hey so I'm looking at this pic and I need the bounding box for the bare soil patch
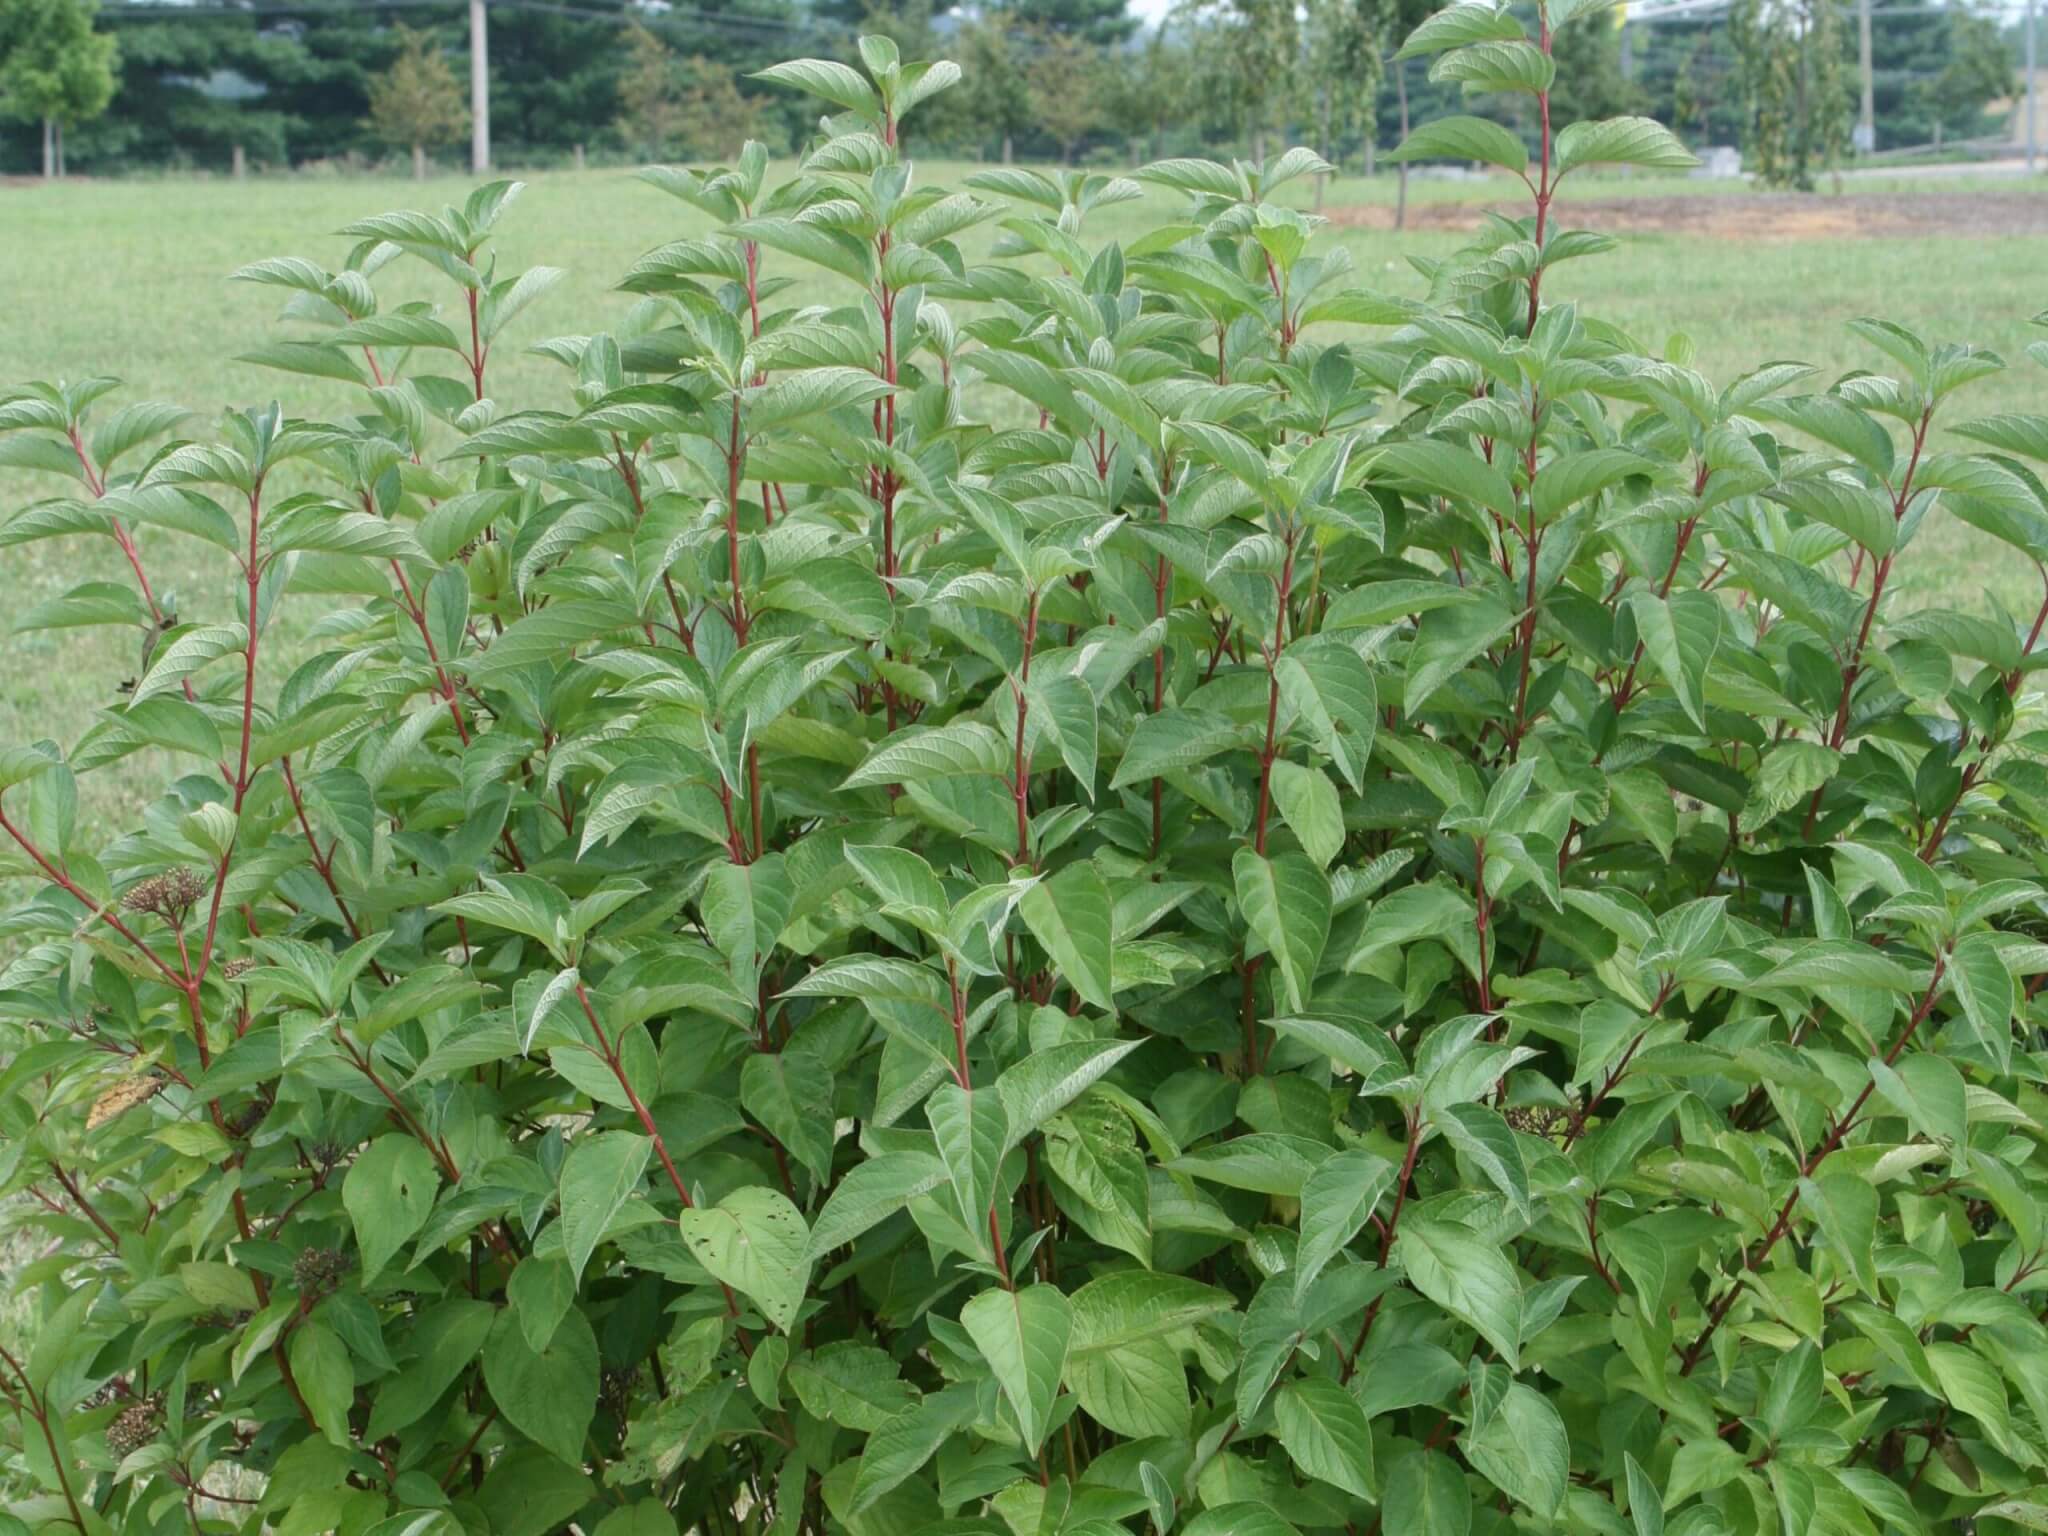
[1329,189,2048,241]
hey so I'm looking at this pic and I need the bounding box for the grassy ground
[2,163,2045,834]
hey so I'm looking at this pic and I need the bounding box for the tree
[613,19,687,160]
[1547,4,1646,127]
[1025,24,1107,161]
[365,22,467,178]
[1302,0,1389,201]
[1097,19,1197,162]
[1730,0,1850,189]
[1007,0,1137,46]
[957,12,1035,161]
[0,0,116,177]
[1180,0,1301,162]
[675,56,763,160]
[1917,11,2012,147]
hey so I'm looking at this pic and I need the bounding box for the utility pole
[469,0,490,175]
[2028,0,2039,174]
[1855,0,1875,155]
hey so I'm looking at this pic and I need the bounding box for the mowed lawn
[2,163,2045,832]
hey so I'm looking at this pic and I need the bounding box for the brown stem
[440,1408,497,1490]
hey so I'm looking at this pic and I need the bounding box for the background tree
[1024,24,1105,161]
[1915,11,2012,146]
[613,19,686,160]
[957,12,1035,161]
[365,22,467,178]
[1302,0,1388,201]
[1006,0,1136,46]
[0,0,116,177]
[1380,0,1435,227]
[1730,0,1849,188]
[1099,19,1196,162]
[1547,5,1646,126]
[1181,0,1301,162]
[673,55,762,160]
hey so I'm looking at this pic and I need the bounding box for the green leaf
[1112,708,1250,787]
[507,1256,578,1353]
[1274,1376,1377,1498]
[961,1284,1072,1452]
[1624,1452,1663,1536]
[996,1038,1147,1153]
[1463,1382,1568,1519]
[1168,1133,1329,1196]
[1386,115,1528,174]
[1371,441,1517,522]
[1947,931,2015,1072]
[287,1322,355,1448]
[1383,1449,1471,1536]
[1018,862,1118,1013]
[806,1152,949,1257]
[928,1082,1008,1250]
[750,57,882,118]
[1626,588,1720,731]
[482,1305,600,1467]
[1406,596,1517,715]
[1431,1103,1531,1221]
[1398,3,1526,58]
[842,722,1010,790]
[1398,1213,1524,1368]
[342,1135,439,1286]
[1555,116,1700,174]
[1430,40,1557,95]
[557,1131,651,1286]
[1294,1152,1395,1302]
[850,1384,979,1512]
[678,1187,813,1332]
[367,1299,496,1438]
[740,1051,837,1184]
[1235,848,1333,1012]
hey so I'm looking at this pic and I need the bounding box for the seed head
[107,1396,165,1458]
[293,1245,353,1296]
[1502,1104,1571,1139]
[120,867,207,921]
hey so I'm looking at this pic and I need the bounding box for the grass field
[2,163,2045,834]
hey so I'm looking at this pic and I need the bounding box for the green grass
[2,163,2044,834]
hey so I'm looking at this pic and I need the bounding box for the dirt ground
[1330,189,2048,241]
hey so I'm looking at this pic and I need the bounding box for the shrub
[4,15,2048,1536]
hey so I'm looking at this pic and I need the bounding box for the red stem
[1680,950,1947,1373]
[1251,533,1297,856]
[1013,592,1041,867]
[1804,408,1933,836]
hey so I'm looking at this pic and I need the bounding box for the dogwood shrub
[5,12,2048,1536]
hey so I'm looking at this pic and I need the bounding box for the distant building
[1689,145,1743,179]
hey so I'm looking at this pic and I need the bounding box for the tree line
[0,0,2024,185]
